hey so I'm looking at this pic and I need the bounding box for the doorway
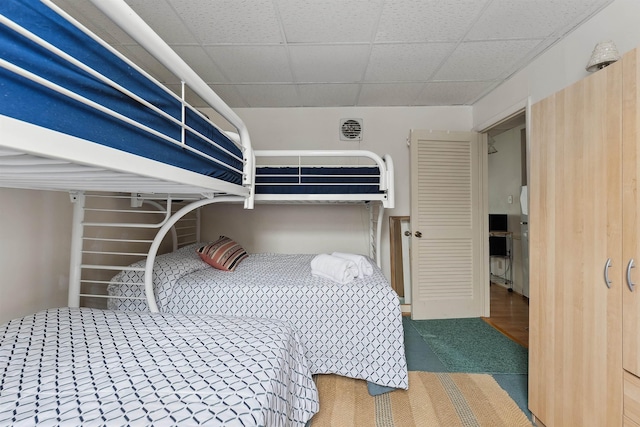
[486,112,528,296]
[484,111,529,345]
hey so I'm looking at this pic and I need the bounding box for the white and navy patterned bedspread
[0,308,318,426]
[108,245,409,389]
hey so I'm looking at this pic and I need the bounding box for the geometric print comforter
[0,308,319,426]
[108,245,409,389]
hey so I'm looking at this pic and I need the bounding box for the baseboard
[531,414,547,427]
[400,304,411,316]
[491,281,529,301]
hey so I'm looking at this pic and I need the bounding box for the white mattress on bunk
[0,307,318,426]
[108,245,409,389]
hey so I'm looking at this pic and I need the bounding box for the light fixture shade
[586,41,621,72]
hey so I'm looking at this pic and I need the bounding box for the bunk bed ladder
[67,192,200,308]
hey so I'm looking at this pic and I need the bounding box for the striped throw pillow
[197,236,248,271]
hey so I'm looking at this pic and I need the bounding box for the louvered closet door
[409,130,485,320]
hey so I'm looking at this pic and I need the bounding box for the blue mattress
[255,166,382,194]
[0,0,243,184]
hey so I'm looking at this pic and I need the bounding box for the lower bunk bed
[107,243,409,390]
[0,307,319,426]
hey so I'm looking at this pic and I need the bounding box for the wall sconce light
[586,41,621,72]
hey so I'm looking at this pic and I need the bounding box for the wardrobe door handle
[627,259,636,292]
[414,231,422,238]
[604,258,612,288]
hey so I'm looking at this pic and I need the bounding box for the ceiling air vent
[340,118,363,141]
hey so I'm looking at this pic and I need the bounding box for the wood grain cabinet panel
[529,55,624,426]
[625,370,640,425]
[529,46,640,427]
[623,48,640,380]
[625,416,640,427]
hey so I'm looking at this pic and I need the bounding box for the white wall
[488,125,525,294]
[474,0,640,129]
[0,188,72,324]
[202,106,473,279]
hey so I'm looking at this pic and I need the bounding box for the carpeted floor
[307,317,531,426]
[403,317,530,417]
[309,372,532,426]
[407,317,528,374]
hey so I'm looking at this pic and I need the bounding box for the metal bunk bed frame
[1,0,396,313]
[0,0,255,202]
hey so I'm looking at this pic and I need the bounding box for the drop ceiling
[53,0,614,108]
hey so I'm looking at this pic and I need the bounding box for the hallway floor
[483,283,529,348]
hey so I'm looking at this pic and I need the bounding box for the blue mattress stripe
[255,166,382,194]
[0,0,243,183]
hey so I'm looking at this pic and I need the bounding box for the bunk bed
[0,0,407,403]
[0,0,254,201]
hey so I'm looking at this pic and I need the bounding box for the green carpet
[408,317,528,374]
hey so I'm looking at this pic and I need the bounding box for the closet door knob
[604,258,612,289]
[627,259,636,292]
[414,231,422,238]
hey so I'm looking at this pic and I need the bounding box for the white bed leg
[369,204,374,262]
[196,208,201,242]
[67,191,85,307]
[376,202,384,268]
[367,202,384,268]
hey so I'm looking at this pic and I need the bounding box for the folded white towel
[311,254,359,284]
[331,252,373,278]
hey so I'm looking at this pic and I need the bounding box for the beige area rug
[308,371,532,427]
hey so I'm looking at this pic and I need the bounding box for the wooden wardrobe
[529,47,640,426]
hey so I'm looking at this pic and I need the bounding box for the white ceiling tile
[277,0,384,43]
[172,46,228,83]
[415,81,496,105]
[298,84,359,107]
[205,46,292,83]
[376,0,490,42]
[467,0,605,41]
[126,0,198,44]
[57,0,615,107]
[167,0,283,44]
[365,43,455,82]
[358,83,424,106]
[210,85,249,108]
[289,45,371,83]
[433,40,542,81]
[234,85,300,107]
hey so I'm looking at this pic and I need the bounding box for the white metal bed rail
[254,150,395,209]
[68,192,200,308]
[1,1,256,206]
[0,13,244,175]
[1,9,244,173]
[82,0,255,206]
